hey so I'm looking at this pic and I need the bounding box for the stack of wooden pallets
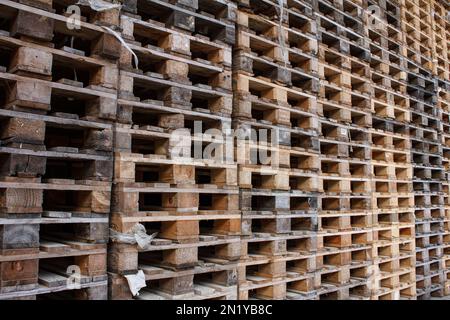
[399,0,446,299]
[233,0,321,300]
[428,0,450,299]
[313,0,375,300]
[365,0,416,300]
[0,0,118,299]
[108,0,240,300]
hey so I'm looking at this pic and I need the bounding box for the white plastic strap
[70,36,78,81]
[101,26,139,69]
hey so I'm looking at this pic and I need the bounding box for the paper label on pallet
[124,270,146,296]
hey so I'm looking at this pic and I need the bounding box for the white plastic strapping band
[101,26,139,69]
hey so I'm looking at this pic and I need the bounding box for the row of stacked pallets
[0,0,448,300]
[0,0,118,299]
[427,0,450,299]
[366,0,416,299]
[108,0,239,300]
[398,0,448,299]
[233,0,322,300]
